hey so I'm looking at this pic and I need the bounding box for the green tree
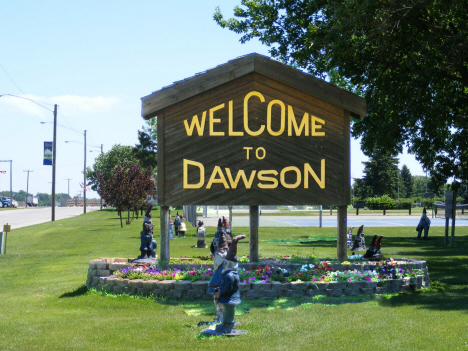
[400,165,413,198]
[86,145,136,192]
[132,129,157,171]
[143,117,157,141]
[413,175,438,197]
[360,150,399,198]
[36,193,50,207]
[215,0,468,190]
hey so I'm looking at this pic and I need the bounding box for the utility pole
[51,104,57,221]
[100,144,103,210]
[66,178,72,206]
[84,130,87,214]
[23,170,33,208]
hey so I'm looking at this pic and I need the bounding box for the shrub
[365,195,396,210]
[395,198,414,209]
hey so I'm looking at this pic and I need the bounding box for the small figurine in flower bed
[131,205,157,263]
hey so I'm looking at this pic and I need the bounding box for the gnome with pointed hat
[210,218,225,256]
[196,220,206,248]
[208,231,229,323]
[213,235,246,334]
[136,205,157,260]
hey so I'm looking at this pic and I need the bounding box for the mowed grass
[0,209,467,351]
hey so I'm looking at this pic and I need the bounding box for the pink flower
[313,277,317,281]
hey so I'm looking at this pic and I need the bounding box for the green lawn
[0,209,467,350]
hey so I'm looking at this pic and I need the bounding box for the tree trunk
[120,212,123,228]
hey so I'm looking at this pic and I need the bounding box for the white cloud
[0,94,119,119]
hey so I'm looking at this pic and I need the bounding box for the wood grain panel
[154,61,353,206]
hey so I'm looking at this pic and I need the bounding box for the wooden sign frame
[141,53,366,262]
[142,54,365,207]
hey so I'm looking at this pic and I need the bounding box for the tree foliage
[400,165,413,198]
[86,145,136,192]
[215,0,468,189]
[356,149,399,198]
[132,129,157,171]
[97,163,156,227]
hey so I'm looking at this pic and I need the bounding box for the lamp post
[40,104,58,221]
[23,170,33,207]
[65,130,89,214]
[90,144,104,209]
[66,178,72,206]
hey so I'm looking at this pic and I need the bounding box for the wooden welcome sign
[142,54,366,206]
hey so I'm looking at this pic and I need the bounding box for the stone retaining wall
[86,258,430,300]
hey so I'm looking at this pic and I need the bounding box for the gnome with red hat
[213,235,246,335]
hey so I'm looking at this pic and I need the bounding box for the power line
[0,62,25,94]
[0,94,54,112]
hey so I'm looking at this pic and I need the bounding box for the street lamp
[89,144,104,209]
[40,104,58,220]
[65,130,87,214]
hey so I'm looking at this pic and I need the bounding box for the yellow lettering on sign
[257,170,279,189]
[280,166,301,189]
[288,106,309,136]
[184,112,206,136]
[244,147,253,159]
[228,100,243,136]
[304,160,325,189]
[225,168,257,189]
[183,159,205,189]
[206,166,230,189]
[311,116,325,136]
[267,100,285,136]
[209,104,225,136]
[244,91,265,136]
[255,147,266,160]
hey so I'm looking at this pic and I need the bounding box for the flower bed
[86,257,430,299]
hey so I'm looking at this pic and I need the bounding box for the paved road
[0,207,100,230]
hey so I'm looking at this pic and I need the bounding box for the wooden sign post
[141,54,366,262]
[444,191,457,247]
[1,223,11,254]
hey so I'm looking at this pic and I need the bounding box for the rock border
[86,258,430,299]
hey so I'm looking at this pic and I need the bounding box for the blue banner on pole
[43,142,53,166]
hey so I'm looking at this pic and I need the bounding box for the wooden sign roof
[142,53,366,120]
[141,53,366,206]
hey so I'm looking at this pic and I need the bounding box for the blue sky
[0,1,424,199]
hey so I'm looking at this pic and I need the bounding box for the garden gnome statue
[346,227,354,249]
[351,225,366,251]
[210,235,247,336]
[363,235,383,261]
[134,205,157,260]
[207,232,229,324]
[174,212,180,237]
[210,218,224,255]
[416,207,431,240]
[196,220,206,248]
[222,216,233,246]
[178,215,187,237]
[169,216,175,239]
